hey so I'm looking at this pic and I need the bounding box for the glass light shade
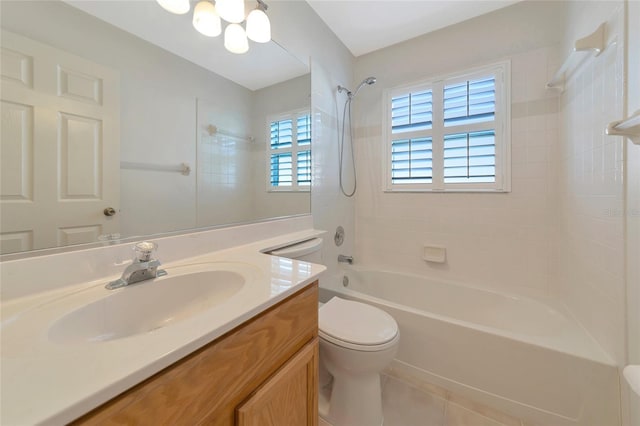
[193,1,222,37]
[156,0,190,14]
[215,0,245,23]
[224,23,249,54]
[246,8,271,43]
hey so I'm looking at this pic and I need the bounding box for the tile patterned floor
[319,374,526,426]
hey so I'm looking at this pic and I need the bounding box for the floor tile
[444,402,506,426]
[381,375,447,426]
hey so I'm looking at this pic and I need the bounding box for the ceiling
[64,0,520,89]
[306,0,521,57]
[63,1,309,91]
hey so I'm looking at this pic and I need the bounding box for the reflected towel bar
[206,125,254,143]
[120,161,191,176]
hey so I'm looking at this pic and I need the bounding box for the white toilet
[268,238,400,426]
[319,297,399,426]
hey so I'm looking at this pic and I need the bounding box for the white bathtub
[320,267,620,426]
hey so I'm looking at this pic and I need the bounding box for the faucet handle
[133,241,157,262]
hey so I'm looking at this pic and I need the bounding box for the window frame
[266,109,312,192]
[384,61,511,193]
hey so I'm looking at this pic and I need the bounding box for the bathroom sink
[48,263,249,344]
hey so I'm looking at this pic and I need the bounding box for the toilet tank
[267,238,323,263]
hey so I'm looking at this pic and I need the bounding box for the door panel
[0,30,120,253]
[1,100,33,201]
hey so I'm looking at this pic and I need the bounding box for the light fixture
[156,0,270,54]
[215,0,245,24]
[246,1,271,43]
[193,1,222,37]
[224,23,249,54]
[156,0,190,15]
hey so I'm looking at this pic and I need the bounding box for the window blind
[270,119,293,149]
[297,150,311,186]
[270,152,292,186]
[391,90,433,133]
[391,138,433,183]
[297,115,311,146]
[444,77,495,127]
[443,131,496,183]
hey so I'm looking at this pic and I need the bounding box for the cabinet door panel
[236,338,318,426]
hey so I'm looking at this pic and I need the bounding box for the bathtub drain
[343,276,349,287]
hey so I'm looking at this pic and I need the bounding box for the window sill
[267,189,311,193]
[384,188,511,194]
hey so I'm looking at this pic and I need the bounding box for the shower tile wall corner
[312,61,357,278]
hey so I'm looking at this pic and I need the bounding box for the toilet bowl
[266,239,399,426]
[319,296,399,426]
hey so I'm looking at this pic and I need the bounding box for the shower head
[337,76,377,99]
[351,76,377,98]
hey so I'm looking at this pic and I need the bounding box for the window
[386,62,510,192]
[268,111,311,191]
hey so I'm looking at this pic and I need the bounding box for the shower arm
[337,77,377,100]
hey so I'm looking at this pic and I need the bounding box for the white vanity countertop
[0,231,326,425]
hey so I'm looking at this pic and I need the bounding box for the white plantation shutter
[391,138,433,183]
[296,115,312,186]
[386,62,510,192]
[268,111,311,191]
[390,89,434,184]
[443,131,496,183]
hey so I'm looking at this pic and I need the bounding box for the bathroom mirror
[0,0,311,255]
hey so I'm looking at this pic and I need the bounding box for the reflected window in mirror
[268,110,311,191]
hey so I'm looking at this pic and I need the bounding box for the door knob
[103,207,116,217]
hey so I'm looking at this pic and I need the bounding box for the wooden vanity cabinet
[72,282,318,426]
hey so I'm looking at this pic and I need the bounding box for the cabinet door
[236,338,318,426]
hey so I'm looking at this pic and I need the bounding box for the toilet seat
[319,297,399,352]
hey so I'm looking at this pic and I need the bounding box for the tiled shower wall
[556,1,627,365]
[353,2,567,297]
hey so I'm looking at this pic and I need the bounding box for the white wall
[352,1,567,297]
[556,0,627,366]
[196,97,255,228]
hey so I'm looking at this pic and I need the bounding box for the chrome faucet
[106,242,167,290]
[338,254,353,264]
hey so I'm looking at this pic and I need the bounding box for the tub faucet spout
[338,254,353,264]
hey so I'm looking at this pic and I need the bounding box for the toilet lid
[319,297,398,346]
